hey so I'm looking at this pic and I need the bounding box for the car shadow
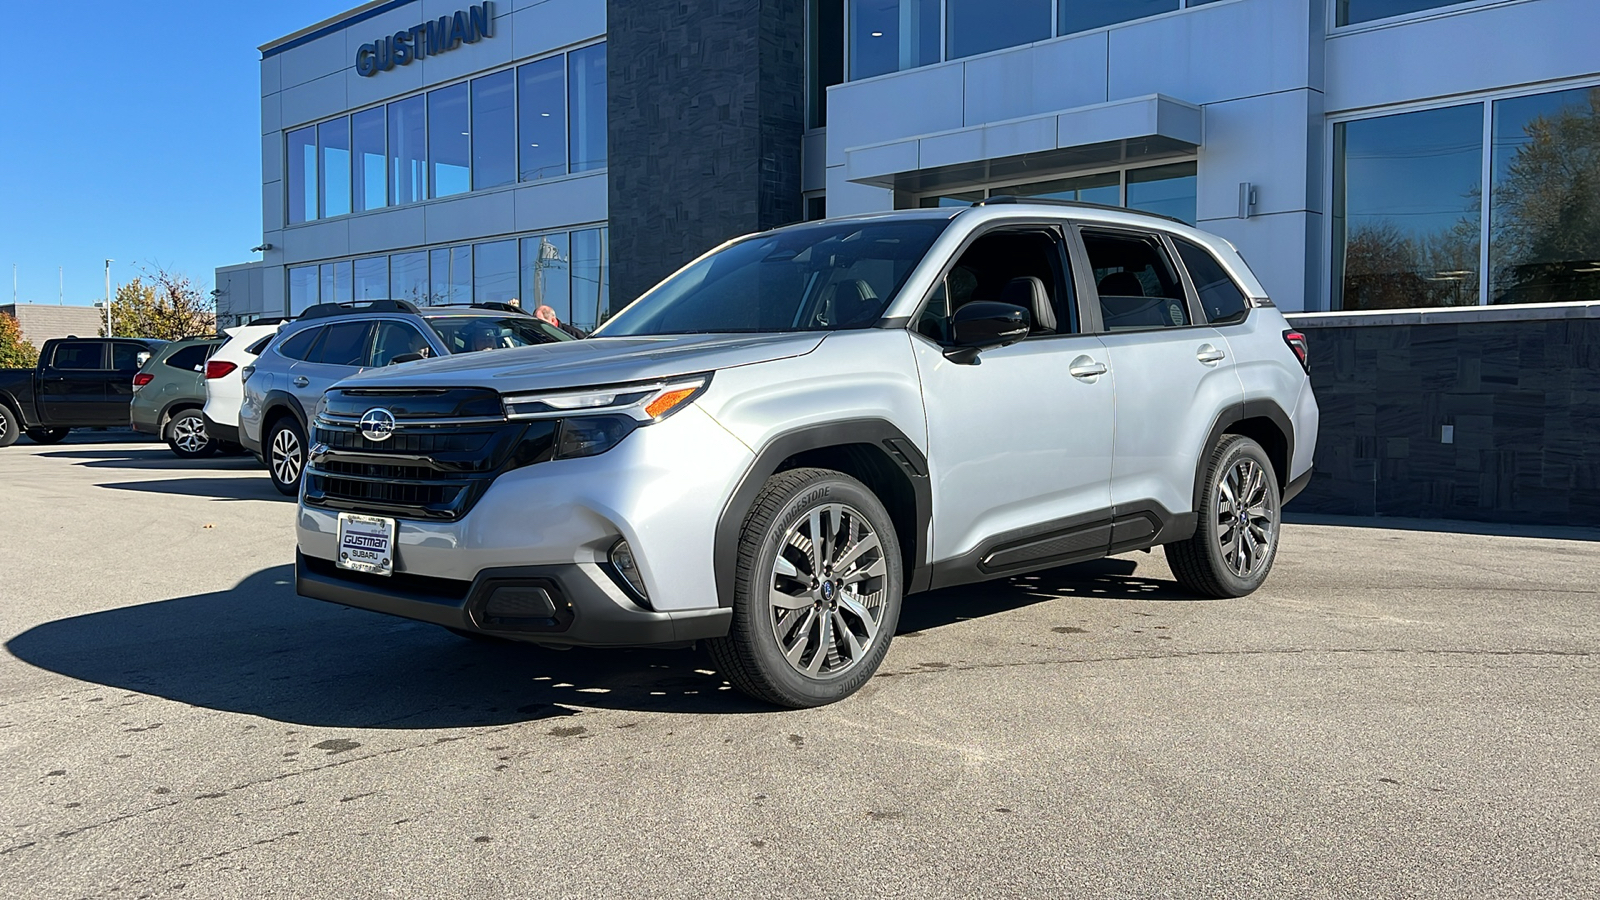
[6,557,1199,727]
[41,447,262,471]
[99,477,290,502]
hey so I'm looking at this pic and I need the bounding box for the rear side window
[245,335,275,356]
[163,344,210,372]
[1175,238,1250,325]
[311,322,373,367]
[1082,230,1190,331]
[274,327,320,361]
[113,343,156,371]
[52,342,105,370]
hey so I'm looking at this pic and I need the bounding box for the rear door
[40,341,109,425]
[107,342,156,421]
[1072,225,1243,523]
[287,321,373,417]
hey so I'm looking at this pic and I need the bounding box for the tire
[25,427,69,445]
[1165,435,1282,599]
[165,409,217,459]
[266,416,308,496]
[217,441,247,456]
[706,467,904,709]
[0,403,19,448]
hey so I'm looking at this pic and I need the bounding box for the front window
[424,315,573,354]
[598,219,949,336]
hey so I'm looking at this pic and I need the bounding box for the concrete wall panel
[962,32,1108,126]
[1107,0,1312,105]
[513,173,608,232]
[423,190,518,244]
[281,72,350,129]
[825,64,966,167]
[348,205,428,256]
[511,0,606,59]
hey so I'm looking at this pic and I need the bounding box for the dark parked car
[0,337,167,447]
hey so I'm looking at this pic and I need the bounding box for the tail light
[1283,330,1310,374]
[132,372,154,388]
[205,360,238,379]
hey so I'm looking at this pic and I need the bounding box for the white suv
[293,201,1318,707]
[203,319,286,451]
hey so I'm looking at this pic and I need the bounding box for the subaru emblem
[359,407,397,442]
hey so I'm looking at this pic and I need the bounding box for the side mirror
[945,301,1031,364]
[387,352,427,365]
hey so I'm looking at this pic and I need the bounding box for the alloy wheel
[271,427,303,486]
[768,503,889,678]
[173,415,209,453]
[1215,457,1275,577]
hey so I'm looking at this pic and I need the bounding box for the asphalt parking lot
[1,434,1596,899]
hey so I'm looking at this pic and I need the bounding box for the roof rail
[426,301,532,316]
[297,298,421,320]
[245,316,289,326]
[974,195,1191,226]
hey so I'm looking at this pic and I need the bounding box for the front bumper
[296,551,731,646]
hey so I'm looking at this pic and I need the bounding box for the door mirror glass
[947,301,1030,363]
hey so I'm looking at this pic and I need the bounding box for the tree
[104,266,216,340]
[0,312,39,368]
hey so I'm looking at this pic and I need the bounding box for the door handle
[292,376,310,387]
[1196,344,1227,365]
[1068,356,1108,379]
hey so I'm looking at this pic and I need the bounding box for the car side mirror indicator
[944,301,1031,365]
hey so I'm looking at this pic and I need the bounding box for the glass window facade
[430,246,472,306]
[390,251,429,305]
[808,0,844,127]
[1126,162,1198,224]
[522,233,571,321]
[1337,0,1462,27]
[288,265,319,315]
[1009,172,1120,206]
[571,228,610,332]
[474,240,519,305]
[850,0,939,80]
[1061,0,1178,34]
[919,163,1195,223]
[283,43,606,227]
[320,260,354,305]
[354,256,388,300]
[948,0,1052,61]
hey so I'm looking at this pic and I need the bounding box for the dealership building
[218,0,1600,525]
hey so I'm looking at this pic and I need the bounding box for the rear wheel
[0,404,19,447]
[165,410,217,459]
[25,427,69,445]
[1165,435,1281,598]
[706,467,903,708]
[266,417,307,496]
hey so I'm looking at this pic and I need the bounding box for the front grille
[303,388,558,521]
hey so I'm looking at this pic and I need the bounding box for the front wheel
[25,427,69,445]
[1165,435,1282,598]
[266,417,307,496]
[165,410,217,459]
[0,404,19,447]
[706,467,904,708]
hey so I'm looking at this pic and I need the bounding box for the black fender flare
[1191,399,1296,514]
[712,418,933,608]
[156,398,206,436]
[260,390,310,432]
[0,389,32,430]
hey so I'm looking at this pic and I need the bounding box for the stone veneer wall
[1286,304,1600,527]
[606,0,805,308]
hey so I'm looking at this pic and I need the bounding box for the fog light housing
[484,585,558,619]
[610,539,649,602]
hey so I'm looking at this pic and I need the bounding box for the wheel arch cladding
[159,400,204,431]
[262,391,309,431]
[713,419,932,608]
[1192,401,1294,514]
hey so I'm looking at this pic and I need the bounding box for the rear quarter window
[1174,238,1250,325]
[273,327,321,361]
[163,344,210,372]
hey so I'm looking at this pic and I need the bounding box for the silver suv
[294,202,1318,707]
[239,301,573,494]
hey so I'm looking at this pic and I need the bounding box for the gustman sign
[355,2,495,77]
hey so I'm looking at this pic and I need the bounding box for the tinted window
[1126,162,1197,225]
[389,94,426,205]
[164,344,210,372]
[1338,0,1458,26]
[1082,230,1190,331]
[368,322,435,367]
[518,56,567,181]
[916,230,1074,342]
[112,343,154,372]
[568,43,607,173]
[850,0,939,80]
[424,315,570,354]
[1061,0,1177,35]
[1174,239,1249,325]
[311,322,372,367]
[52,342,104,370]
[948,0,1051,61]
[471,70,516,189]
[275,327,321,361]
[246,335,276,356]
[430,83,470,198]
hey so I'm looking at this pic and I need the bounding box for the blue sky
[0,1,350,307]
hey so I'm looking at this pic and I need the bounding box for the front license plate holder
[336,513,396,576]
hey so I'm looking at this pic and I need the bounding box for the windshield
[424,315,573,354]
[596,219,949,336]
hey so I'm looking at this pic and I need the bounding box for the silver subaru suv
[295,201,1318,708]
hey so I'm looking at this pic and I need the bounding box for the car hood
[335,332,828,393]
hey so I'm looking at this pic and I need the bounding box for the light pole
[104,259,113,336]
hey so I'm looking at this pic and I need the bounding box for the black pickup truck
[0,337,167,447]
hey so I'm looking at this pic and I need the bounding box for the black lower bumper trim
[296,551,732,647]
[1284,466,1315,504]
[204,415,240,445]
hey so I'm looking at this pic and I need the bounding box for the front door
[39,341,109,426]
[286,321,373,419]
[910,226,1115,584]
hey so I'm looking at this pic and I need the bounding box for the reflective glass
[388,95,426,205]
[319,261,353,305]
[354,256,388,301]
[352,107,386,212]
[1333,105,1482,310]
[518,56,567,181]
[389,251,429,305]
[948,0,1051,61]
[1174,238,1249,325]
[1009,172,1120,205]
[429,246,472,305]
[1338,0,1458,27]
[287,126,317,224]
[522,233,571,322]
[1060,0,1177,35]
[288,265,319,315]
[424,315,572,353]
[571,228,608,331]
[917,191,984,208]
[808,0,844,127]
[850,0,939,79]
[318,117,351,218]
[472,70,516,189]
[474,240,519,305]
[429,83,470,197]
[312,322,371,367]
[1126,162,1197,225]
[569,43,608,172]
[1490,87,1600,305]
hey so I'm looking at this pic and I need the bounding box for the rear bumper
[204,415,240,445]
[295,550,731,647]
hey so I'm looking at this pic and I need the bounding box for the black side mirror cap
[387,352,427,365]
[944,301,1031,364]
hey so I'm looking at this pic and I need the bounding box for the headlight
[502,374,710,422]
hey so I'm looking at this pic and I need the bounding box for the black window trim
[1067,222,1211,335]
[1169,234,1255,328]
